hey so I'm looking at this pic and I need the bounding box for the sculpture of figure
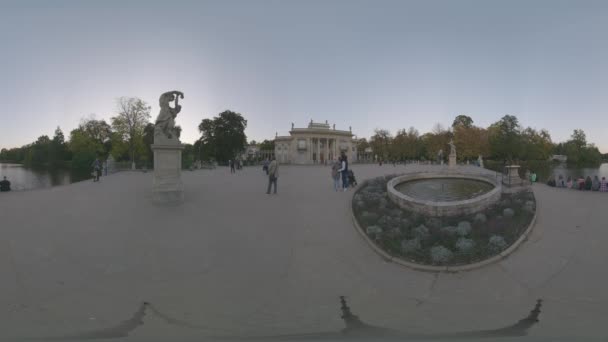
[155,90,184,140]
[448,139,456,155]
[291,122,294,130]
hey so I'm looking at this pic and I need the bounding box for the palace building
[274,120,357,164]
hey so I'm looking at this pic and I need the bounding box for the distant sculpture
[478,154,484,168]
[448,139,456,156]
[448,139,457,167]
[333,124,336,130]
[291,122,294,130]
[155,90,184,141]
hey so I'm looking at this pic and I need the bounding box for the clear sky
[1,0,607,151]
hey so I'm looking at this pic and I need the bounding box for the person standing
[0,176,11,192]
[266,157,279,194]
[229,160,235,174]
[337,153,349,191]
[263,158,269,175]
[92,157,101,182]
[332,158,341,191]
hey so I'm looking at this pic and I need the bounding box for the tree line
[0,96,249,170]
[357,115,603,165]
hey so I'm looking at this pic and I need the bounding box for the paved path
[0,164,607,340]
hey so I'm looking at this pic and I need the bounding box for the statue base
[151,143,185,203]
[449,154,457,167]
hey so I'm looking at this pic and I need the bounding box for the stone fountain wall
[387,172,502,217]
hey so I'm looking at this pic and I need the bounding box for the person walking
[92,157,101,182]
[337,153,349,191]
[229,159,235,174]
[332,158,341,191]
[266,157,279,194]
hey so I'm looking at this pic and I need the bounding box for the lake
[0,163,91,191]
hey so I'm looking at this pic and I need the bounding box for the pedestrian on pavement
[332,158,341,191]
[229,160,235,174]
[0,176,11,192]
[337,153,349,191]
[92,157,101,182]
[263,158,269,175]
[266,157,279,194]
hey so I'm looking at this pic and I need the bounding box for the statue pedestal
[449,154,457,167]
[152,143,185,203]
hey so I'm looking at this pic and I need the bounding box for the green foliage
[198,110,247,163]
[452,114,474,128]
[182,143,195,169]
[111,97,151,163]
[489,115,522,162]
[259,139,275,151]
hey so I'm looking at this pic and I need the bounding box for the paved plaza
[1,164,607,340]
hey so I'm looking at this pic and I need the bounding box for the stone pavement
[0,164,607,341]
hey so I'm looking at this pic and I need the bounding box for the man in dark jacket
[0,176,11,192]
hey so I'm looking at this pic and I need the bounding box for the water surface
[396,178,494,202]
[0,163,90,191]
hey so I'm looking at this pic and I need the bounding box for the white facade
[274,121,357,164]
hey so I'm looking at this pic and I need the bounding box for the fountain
[386,143,502,217]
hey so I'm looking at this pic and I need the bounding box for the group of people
[331,153,357,192]
[260,153,357,195]
[0,176,11,192]
[548,174,608,192]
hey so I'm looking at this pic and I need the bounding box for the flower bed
[352,175,536,266]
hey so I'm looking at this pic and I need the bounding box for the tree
[420,124,451,161]
[453,125,490,161]
[69,128,103,170]
[111,97,151,167]
[570,129,587,149]
[141,123,155,167]
[49,127,69,165]
[452,115,474,128]
[563,129,601,165]
[259,139,275,151]
[370,129,392,160]
[520,127,553,160]
[489,115,522,162]
[198,110,248,163]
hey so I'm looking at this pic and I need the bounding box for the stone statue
[448,139,457,167]
[291,122,294,130]
[154,90,184,142]
[333,124,335,130]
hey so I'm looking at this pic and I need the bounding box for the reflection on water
[396,178,494,201]
[0,163,90,191]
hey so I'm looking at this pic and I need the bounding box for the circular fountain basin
[387,173,502,217]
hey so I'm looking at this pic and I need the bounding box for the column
[325,138,329,164]
[307,137,311,163]
[333,138,337,160]
[317,138,321,163]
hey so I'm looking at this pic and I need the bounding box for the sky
[0,0,607,151]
